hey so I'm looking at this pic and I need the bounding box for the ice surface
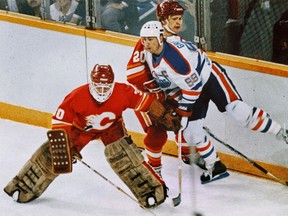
[0,119,287,216]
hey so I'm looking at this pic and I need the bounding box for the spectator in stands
[101,0,128,33]
[1,0,43,17]
[70,0,85,25]
[101,0,139,34]
[177,0,196,42]
[123,0,139,35]
[26,0,43,17]
[0,0,18,12]
[272,10,288,65]
[50,0,79,23]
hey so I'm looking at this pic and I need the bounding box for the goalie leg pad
[4,141,57,203]
[104,136,167,208]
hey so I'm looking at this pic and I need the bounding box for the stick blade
[280,180,288,186]
[172,194,181,207]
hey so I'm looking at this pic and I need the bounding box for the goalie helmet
[140,21,164,45]
[89,64,115,103]
[156,0,185,22]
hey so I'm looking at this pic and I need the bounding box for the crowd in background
[0,0,154,31]
[0,0,287,65]
[0,0,85,24]
[0,0,195,39]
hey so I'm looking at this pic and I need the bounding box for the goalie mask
[89,64,115,103]
[140,21,164,45]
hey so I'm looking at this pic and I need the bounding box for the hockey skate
[200,161,229,184]
[276,127,288,144]
[182,154,207,170]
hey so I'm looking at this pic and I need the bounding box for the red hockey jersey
[126,39,153,92]
[51,82,155,148]
[126,36,187,92]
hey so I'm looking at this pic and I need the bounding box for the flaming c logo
[85,112,116,130]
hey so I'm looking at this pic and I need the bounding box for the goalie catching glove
[148,99,181,133]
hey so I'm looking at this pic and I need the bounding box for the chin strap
[163,19,177,35]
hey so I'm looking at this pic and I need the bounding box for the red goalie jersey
[52,82,155,150]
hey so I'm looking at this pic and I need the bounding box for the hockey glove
[148,99,166,119]
[159,110,181,134]
[176,102,193,117]
[148,99,181,133]
[143,79,161,93]
[175,102,193,131]
[143,79,165,101]
[71,146,82,164]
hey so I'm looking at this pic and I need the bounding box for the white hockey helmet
[89,64,115,103]
[140,21,164,45]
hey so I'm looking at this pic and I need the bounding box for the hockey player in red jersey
[4,64,172,208]
[139,20,288,184]
[126,0,204,177]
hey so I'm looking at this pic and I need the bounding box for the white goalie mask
[89,64,115,103]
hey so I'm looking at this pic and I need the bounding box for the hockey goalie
[4,64,181,208]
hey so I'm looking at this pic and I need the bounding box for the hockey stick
[172,127,183,207]
[75,157,158,216]
[172,117,188,207]
[203,127,288,186]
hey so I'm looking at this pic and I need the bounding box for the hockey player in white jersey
[126,1,207,176]
[139,20,288,183]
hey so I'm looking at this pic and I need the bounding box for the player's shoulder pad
[163,42,191,75]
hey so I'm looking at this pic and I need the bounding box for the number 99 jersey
[144,39,212,106]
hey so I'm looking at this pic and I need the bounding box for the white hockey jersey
[144,39,212,109]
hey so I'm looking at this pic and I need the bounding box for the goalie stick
[203,127,288,186]
[74,156,158,216]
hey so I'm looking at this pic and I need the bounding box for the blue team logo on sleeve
[152,71,171,88]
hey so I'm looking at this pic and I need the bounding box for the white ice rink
[0,119,287,216]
